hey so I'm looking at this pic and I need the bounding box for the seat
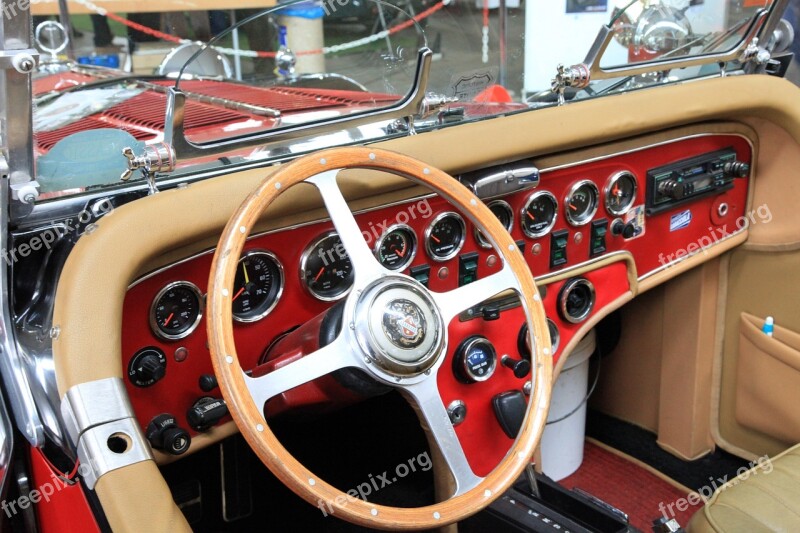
[689,443,800,532]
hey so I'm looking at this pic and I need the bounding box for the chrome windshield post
[0,2,46,448]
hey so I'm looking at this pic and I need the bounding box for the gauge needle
[612,184,620,197]
[526,211,535,221]
[569,203,578,211]
[163,313,174,327]
[242,263,250,284]
[314,267,325,282]
[395,247,406,258]
[232,287,245,301]
[430,234,441,244]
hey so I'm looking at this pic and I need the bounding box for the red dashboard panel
[121,134,751,471]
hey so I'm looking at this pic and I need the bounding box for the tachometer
[604,171,638,216]
[425,212,466,262]
[232,250,284,323]
[565,180,599,226]
[300,232,354,301]
[475,200,514,249]
[150,281,204,341]
[375,224,417,271]
[521,191,558,238]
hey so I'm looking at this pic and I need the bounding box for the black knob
[127,347,167,387]
[146,414,191,456]
[622,221,637,239]
[658,179,686,200]
[482,306,501,321]
[199,374,218,392]
[187,397,229,431]
[501,355,531,378]
[610,219,625,236]
[723,160,750,178]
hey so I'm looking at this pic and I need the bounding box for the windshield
[30,0,782,199]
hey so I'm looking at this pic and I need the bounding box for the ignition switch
[146,414,191,456]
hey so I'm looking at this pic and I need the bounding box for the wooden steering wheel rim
[207,147,553,530]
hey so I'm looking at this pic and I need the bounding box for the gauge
[564,180,599,226]
[454,336,497,383]
[300,232,354,301]
[604,171,638,216]
[521,191,558,238]
[232,250,284,323]
[475,200,514,249]
[375,224,417,271]
[150,281,204,341]
[425,212,466,262]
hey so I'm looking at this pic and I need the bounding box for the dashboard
[121,133,752,471]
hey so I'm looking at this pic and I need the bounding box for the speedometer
[300,232,354,301]
[232,250,284,323]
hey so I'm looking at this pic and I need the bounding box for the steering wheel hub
[354,277,444,377]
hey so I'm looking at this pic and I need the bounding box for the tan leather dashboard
[51,75,800,533]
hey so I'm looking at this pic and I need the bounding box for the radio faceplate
[645,148,749,215]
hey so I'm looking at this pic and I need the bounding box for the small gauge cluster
[149,250,285,340]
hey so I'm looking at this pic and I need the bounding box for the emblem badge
[382,299,427,349]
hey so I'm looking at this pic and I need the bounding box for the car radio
[645,147,749,214]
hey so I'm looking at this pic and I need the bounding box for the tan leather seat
[689,443,800,532]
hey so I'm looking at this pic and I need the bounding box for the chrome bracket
[740,37,771,72]
[0,49,39,74]
[551,64,591,106]
[9,174,40,205]
[60,378,152,490]
[120,143,176,195]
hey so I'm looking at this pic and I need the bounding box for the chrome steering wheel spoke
[404,378,483,497]
[306,170,389,287]
[243,335,356,409]
[434,264,518,325]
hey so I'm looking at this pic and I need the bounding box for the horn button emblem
[382,299,427,349]
[354,279,444,377]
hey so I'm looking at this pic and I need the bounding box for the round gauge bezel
[558,278,596,324]
[604,171,638,217]
[475,200,514,249]
[460,337,497,382]
[564,180,600,227]
[374,224,418,271]
[521,190,559,238]
[149,281,204,341]
[424,211,466,262]
[232,250,285,324]
[547,318,560,355]
[299,231,355,302]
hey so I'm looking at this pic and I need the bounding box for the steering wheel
[206,147,553,529]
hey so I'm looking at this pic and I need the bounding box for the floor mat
[559,441,702,531]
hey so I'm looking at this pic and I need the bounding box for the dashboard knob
[723,160,750,178]
[657,179,686,200]
[146,414,191,455]
[622,221,637,239]
[501,355,531,378]
[187,397,229,431]
[610,219,625,236]
[128,347,167,387]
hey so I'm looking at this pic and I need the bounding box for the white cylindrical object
[279,12,325,74]
[540,329,596,481]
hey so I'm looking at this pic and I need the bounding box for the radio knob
[723,161,750,178]
[657,179,686,200]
